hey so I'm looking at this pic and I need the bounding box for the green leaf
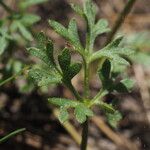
[69,63,82,79]
[28,32,61,87]
[94,19,110,37]
[74,104,94,123]
[107,36,123,48]
[115,78,135,93]
[68,19,83,51]
[28,47,52,67]
[83,0,97,28]
[90,37,134,65]
[29,68,61,86]
[98,59,111,84]
[36,32,48,49]
[48,19,69,39]
[58,48,71,71]
[70,3,84,17]
[17,22,33,41]
[27,35,55,67]
[58,107,69,123]
[0,37,8,55]
[49,19,84,54]
[10,21,19,32]
[19,0,48,10]
[58,49,82,81]
[120,79,135,91]
[46,40,55,65]
[99,102,115,113]
[0,28,13,40]
[106,111,122,128]
[48,98,78,107]
[111,62,127,74]
[20,14,41,26]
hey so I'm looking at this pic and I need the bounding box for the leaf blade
[29,68,61,86]
[74,104,94,123]
[48,98,78,107]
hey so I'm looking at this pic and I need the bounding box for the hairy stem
[0,0,14,14]
[83,59,90,99]
[105,0,137,45]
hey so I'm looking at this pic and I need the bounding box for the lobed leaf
[58,107,69,123]
[74,104,94,123]
[106,110,122,128]
[69,63,82,79]
[83,0,97,28]
[48,20,69,39]
[28,33,56,68]
[29,68,61,86]
[90,37,134,65]
[28,47,52,67]
[58,49,82,81]
[58,48,71,71]
[49,19,84,54]
[93,19,110,37]
[68,19,83,51]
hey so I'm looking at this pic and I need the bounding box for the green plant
[0,0,48,92]
[28,0,134,149]
[0,128,25,144]
[0,0,48,55]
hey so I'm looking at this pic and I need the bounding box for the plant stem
[91,89,108,106]
[66,81,82,101]
[80,120,89,150]
[94,89,108,101]
[83,58,90,99]
[0,66,30,87]
[81,58,90,150]
[0,128,26,143]
[0,0,14,14]
[105,0,137,45]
